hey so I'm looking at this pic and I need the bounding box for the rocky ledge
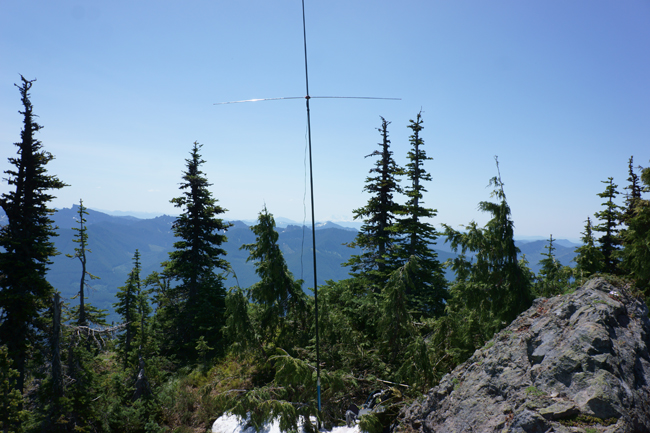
[397,278,650,433]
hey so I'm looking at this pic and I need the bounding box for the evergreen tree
[0,76,67,394]
[65,199,99,327]
[163,141,231,361]
[396,112,446,317]
[534,235,571,297]
[114,250,142,368]
[443,157,533,345]
[622,156,642,226]
[573,217,603,279]
[345,117,403,290]
[224,287,255,354]
[620,164,650,296]
[240,206,307,350]
[593,177,622,274]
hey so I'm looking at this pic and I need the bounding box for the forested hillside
[1,78,648,433]
[0,206,576,324]
[39,208,365,323]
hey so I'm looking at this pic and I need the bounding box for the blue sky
[1,0,649,241]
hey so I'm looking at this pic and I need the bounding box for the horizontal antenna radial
[214,96,401,105]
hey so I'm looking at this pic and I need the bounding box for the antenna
[215,0,400,417]
[214,96,400,105]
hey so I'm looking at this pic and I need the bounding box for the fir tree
[620,164,650,295]
[573,217,603,279]
[622,156,642,226]
[535,235,571,297]
[224,287,254,353]
[114,251,142,368]
[443,157,533,344]
[345,117,403,290]
[593,177,622,274]
[396,112,446,317]
[240,206,307,349]
[65,199,99,327]
[163,141,231,361]
[0,76,67,394]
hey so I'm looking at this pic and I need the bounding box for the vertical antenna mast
[214,2,399,419]
[300,0,322,414]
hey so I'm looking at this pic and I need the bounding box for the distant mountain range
[0,206,580,322]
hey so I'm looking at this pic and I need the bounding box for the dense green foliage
[534,235,573,297]
[440,158,534,363]
[573,217,604,279]
[114,250,149,369]
[594,177,622,274]
[2,80,650,433]
[0,345,25,431]
[620,163,650,297]
[237,206,309,350]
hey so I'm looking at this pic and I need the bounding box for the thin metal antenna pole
[213,4,399,420]
[301,0,321,415]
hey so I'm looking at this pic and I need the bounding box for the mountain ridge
[1,206,581,322]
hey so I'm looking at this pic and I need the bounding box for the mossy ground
[557,414,618,428]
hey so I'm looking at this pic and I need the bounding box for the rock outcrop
[398,278,650,433]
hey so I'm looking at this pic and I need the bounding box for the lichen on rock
[397,278,650,433]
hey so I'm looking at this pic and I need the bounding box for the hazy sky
[1,0,649,240]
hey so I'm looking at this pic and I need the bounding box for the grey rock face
[398,278,650,433]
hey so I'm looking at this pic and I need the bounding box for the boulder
[397,278,650,433]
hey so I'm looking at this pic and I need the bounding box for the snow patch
[212,414,360,433]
